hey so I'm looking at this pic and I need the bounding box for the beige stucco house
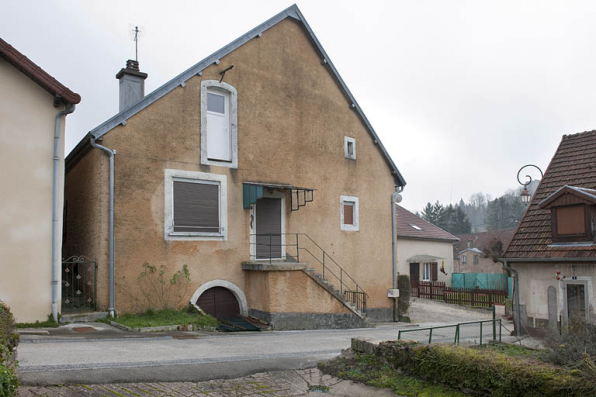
[395,205,458,286]
[504,131,596,335]
[0,38,80,322]
[453,230,514,274]
[63,5,406,329]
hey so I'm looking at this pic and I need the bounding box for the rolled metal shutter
[173,181,219,233]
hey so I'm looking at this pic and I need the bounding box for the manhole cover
[73,327,96,333]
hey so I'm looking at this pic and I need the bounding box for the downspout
[391,186,403,321]
[52,102,75,322]
[90,136,116,317]
[503,260,521,335]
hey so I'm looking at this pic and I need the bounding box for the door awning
[243,182,315,211]
[407,254,444,263]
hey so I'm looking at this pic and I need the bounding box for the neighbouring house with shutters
[394,205,458,287]
[0,38,80,322]
[503,130,596,335]
[63,5,407,329]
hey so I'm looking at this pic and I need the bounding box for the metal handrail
[249,233,368,312]
[398,319,502,346]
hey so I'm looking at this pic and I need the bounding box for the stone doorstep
[61,311,108,323]
[109,321,216,333]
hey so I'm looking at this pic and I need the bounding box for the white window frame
[344,136,356,160]
[422,263,432,281]
[340,195,359,231]
[461,255,467,265]
[164,169,228,241]
[201,80,238,168]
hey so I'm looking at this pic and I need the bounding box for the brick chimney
[115,59,147,112]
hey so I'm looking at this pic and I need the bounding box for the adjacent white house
[395,205,459,286]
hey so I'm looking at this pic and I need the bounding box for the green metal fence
[452,273,511,293]
[398,319,502,346]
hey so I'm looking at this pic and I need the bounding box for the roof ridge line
[84,4,405,186]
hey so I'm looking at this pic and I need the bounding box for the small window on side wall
[344,136,356,160]
[340,195,359,231]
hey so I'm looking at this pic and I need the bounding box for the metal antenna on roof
[133,26,140,62]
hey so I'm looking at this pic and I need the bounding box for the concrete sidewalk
[18,368,398,397]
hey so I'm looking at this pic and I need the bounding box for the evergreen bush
[0,302,18,397]
[397,274,410,318]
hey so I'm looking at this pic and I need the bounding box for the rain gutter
[391,186,404,321]
[90,136,116,316]
[52,102,75,322]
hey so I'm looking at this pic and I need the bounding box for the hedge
[376,341,594,397]
[0,302,18,397]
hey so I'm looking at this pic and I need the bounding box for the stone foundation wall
[249,308,370,330]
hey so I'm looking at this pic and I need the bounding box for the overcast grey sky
[3,0,596,213]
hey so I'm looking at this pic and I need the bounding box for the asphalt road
[18,323,416,385]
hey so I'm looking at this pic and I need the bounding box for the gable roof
[539,185,596,209]
[0,38,81,105]
[84,4,405,186]
[395,205,459,242]
[454,229,515,258]
[504,130,596,260]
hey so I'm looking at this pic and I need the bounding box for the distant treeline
[416,180,539,234]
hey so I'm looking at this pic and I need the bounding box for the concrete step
[61,312,108,323]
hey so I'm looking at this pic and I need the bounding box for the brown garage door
[197,287,240,319]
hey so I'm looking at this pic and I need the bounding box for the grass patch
[16,314,60,328]
[480,342,547,361]
[319,354,464,397]
[112,309,218,329]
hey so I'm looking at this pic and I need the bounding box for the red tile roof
[504,130,596,259]
[0,38,81,104]
[454,229,515,258]
[395,205,459,242]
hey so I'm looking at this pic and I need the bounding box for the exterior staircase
[302,267,366,319]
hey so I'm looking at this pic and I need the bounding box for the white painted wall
[513,261,596,326]
[396,238,455,286]
[0,58,67,322]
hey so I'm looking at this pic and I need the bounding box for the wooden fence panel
[411,281,507,308]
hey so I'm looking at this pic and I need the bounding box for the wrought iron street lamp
[517,164,543,205]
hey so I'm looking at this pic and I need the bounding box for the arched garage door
[197,287,240,319]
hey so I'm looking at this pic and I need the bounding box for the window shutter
[557,205,586,235]
[344,203,354,225]
[431,262,438,281]
[173,181,219,233]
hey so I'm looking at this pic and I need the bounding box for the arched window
[200,80,238,168]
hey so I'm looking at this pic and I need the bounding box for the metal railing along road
[398,319,503,346]
[249,233,368,312]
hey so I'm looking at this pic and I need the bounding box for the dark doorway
[409,263,420,282]
[197,287,240,319]
[256,198,282,259]
[567,284,586,322]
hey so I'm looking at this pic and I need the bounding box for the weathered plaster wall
[63,148,110,310]
[68,18,398,315]
[513,261,596,330]
[396,238,453,285]
[0,58,66,322]
[245,270,349,314]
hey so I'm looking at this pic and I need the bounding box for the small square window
[340,195,359,231]
[344,136,356,160]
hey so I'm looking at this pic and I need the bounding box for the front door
[255,198,283,260]
[567,284,586,322]
[410,263,420,282]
